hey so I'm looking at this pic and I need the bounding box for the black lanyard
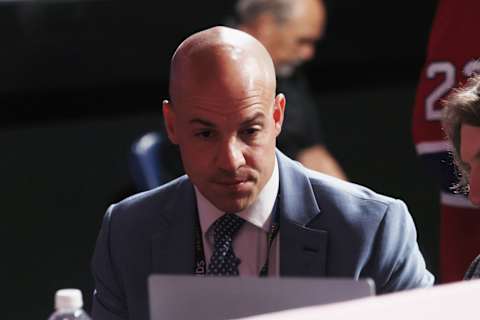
[194,204,280,277]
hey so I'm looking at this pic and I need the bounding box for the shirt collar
[195,157,279,234]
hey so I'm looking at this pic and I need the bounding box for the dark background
[2,0,440,318]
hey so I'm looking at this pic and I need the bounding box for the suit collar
[151,178,197,275]
[276,150,328,277]
[276,150,321,225]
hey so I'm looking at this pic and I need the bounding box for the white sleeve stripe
[441,192,479,209]
[416,141,452,155]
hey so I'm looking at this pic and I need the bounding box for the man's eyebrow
[189,118,216,127]
[240,112,266,126]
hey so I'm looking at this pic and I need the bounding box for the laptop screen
[149,275,375,320]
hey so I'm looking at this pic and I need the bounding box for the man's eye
[195,130,213,139]
[243,127,260,136]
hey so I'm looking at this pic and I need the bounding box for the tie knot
[212,213,245,241]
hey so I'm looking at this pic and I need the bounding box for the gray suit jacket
[91,150,433,320]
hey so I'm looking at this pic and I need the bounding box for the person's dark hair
[442,74,480,193]
[234,0,293,25]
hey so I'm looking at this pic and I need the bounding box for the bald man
[235,0,346,179]
[91,27,433,320]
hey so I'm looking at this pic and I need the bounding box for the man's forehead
[174,91,274,117]
[287,0,325,35]
[187,107,269,125]
[171,66,274,113]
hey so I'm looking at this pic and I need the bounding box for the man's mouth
[215,179,248,186]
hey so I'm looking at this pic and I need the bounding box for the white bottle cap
[55,289,83,310]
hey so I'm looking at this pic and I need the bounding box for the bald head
[169,26,276,108]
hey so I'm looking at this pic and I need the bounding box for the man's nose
[301,44,315,61]
[215,137,246,172]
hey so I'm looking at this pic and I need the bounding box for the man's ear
[273,93,286,136]
[162,100,178,144]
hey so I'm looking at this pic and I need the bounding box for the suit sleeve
[91,205,129,320]
[369,199,434,293]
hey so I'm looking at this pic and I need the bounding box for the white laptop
[148,275,375,320]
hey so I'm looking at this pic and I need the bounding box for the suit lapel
[151,179,197,275]
[280,219,328,277]
[276,151,328,277]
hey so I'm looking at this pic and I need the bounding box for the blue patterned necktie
[207,213,245,276]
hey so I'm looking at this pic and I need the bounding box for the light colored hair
[235,0,293,25]
[442,74,480,193]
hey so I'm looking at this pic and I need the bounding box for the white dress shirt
[194,159,280,276]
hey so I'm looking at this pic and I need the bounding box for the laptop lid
[148,275,375,320]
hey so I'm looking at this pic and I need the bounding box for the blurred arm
[296,144,347,180]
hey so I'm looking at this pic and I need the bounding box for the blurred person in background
[232,0,346,179]
[441,75,480,279]
[412,0,480,282]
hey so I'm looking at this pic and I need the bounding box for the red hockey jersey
[413,0,480,154]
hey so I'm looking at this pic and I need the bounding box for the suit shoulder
[107,175,191,224]
[308,168,395,202]
[304,168,407,223]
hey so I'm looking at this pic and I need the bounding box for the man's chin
[213,195,255,214]
[276,63,301,78]
[276,66,295,78]
[203,181,258,212]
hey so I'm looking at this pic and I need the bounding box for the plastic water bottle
[48,289,92,320]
